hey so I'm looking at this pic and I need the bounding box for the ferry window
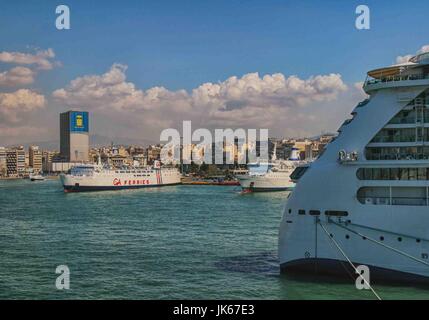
[298,210,305,215]
[325,210,348,217]
[309,210,320,216]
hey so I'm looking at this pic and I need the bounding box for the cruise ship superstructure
[279,52,429,282]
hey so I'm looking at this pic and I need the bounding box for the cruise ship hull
[279,52,429,284]
[280,258,429,285]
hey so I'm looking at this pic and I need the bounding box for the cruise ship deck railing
[365,74,429,86]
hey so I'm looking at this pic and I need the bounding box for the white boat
[60,160,182,192]
[237,145,307,192]
[30,174,45,181]
[279,52,429,283]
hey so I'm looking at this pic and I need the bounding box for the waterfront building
[42,151,56,173]
[146,145,162,164]
[60,111,90,162]
[0,147,6,177]
[29,146,43,173]
[6,147,25,177]
[109,155,127,168]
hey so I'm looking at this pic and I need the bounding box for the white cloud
[0,67,35,87]
[396,45,429,64]
[53,64,347,128]
[0,48,58,70]
[53,64,146,110]
[51,64,352,140]
[0,89,45,124]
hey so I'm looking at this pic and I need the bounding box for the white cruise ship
[60,161,182,192]
[279,52,429,283]
[237,146,306,192]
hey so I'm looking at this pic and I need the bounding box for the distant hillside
[6,135,158,150]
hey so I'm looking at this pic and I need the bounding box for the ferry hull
[237,175,295,192]
[60,167,182,193]
[63,182,181,192]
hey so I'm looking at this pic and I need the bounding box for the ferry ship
[237,146,306,192]
[279,52,429,283]
[60,160,182,192]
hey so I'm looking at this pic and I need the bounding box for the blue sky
[1,0,428,90]
[1,0,429,144]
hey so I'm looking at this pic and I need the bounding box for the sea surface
[0,179,428,300]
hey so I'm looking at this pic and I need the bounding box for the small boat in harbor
[30,174,45,181]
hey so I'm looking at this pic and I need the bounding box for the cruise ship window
[325,210,348,217]
[309,210,320,216]
[365,168,373,180]
[409,168,417,180]
[400,168,409,180]
[418,168,426,180]
[356,169,364,180]
[373,168,381,180]
[380,168,390,180]
[390,168,400,180]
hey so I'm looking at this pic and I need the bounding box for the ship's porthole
[345,235,350,239]
[417,239,421,243]
[330,234,334,238]
[380,236,384,241]
[398,237,402,242]
[362,236,367,240]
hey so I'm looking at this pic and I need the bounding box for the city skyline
[1,0,429,145]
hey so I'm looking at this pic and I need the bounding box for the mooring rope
[331,220,429,268]
[318,220,382,300]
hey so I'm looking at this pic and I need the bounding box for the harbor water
[0,179,428,299]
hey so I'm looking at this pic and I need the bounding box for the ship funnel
[271,142,277,161]
[289,147,301,161]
